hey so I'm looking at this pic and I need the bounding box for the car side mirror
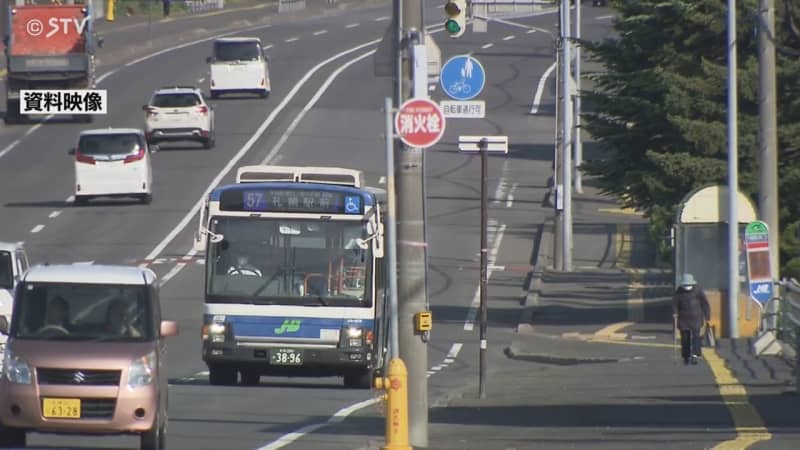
[142,104,149,111]
[0,316,8,335]
[206,56,213,64]
[149,144,159,153]
[67,147,76,155]
[97,36,104,48]
[160,320,179,337]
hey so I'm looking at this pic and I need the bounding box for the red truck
[2,0,102,124]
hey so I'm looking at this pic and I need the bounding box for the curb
[516,216,554,334]
[505,341,620,365]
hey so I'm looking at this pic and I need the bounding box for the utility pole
[573,0,583,194]
[559,0,573,271]
[395,0,429,446]
[479,138,488,399]
[727,0,740,339]
[757,0,780,279]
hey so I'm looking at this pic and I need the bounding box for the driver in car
[227,255,262,277]
[39,296,71,334]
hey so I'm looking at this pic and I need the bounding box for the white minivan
[206,37,271,98]
[70,129,155,206]
[0,242,29,367]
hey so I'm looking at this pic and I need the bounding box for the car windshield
[0,252,12,289]
[78,134,143,157]
[11,282,154,341]
[214,41,261,61]
[205,217,372,307]
[151,93,202,108]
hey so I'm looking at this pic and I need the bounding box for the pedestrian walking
[672,273,711,365]
[163,0,172,17]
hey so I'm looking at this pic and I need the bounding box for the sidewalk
[414,181,800,449]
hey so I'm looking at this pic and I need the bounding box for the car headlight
[3,348,31,385]
[127,351,156,389]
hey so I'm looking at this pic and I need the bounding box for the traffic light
[444,0,466,38]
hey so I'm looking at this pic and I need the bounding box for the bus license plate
[270,348,303,366]
[42,398,81,419]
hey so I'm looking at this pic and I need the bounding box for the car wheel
[210,91,219,99]
[240,368,260,386]
[140,410,166,450]
[74,195,90,206]
[208,365,237,386]
[343,369,373,389]
[0,426,26,447]
[260,90,269,99]
[203,135,215,149]
[140,194,153,205]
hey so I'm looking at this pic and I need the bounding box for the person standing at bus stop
[672,273,711,365]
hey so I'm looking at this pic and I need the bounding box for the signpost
[440,55,485,101]
[394,98,446,149]
[744,220,774,305]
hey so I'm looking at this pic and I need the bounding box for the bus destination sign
[220,188,363,215]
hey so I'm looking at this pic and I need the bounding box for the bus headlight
[202,323,226,343]
[345,327,362,338]
[343,327,363,348]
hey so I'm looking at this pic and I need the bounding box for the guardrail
[184,0,225,14]
[775,278,800,391]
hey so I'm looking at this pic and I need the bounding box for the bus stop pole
[385,96,400,359]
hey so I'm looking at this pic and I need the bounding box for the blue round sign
[440,55,485,101]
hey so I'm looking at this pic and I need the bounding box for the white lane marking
[0,139,22,160]
[443,358,455,363]
[507,182,518,208]
[197,77,205,83]
[526,29,536,34]
[138,38,383,273]
[481,43,494,49]
[596,15,614,20]
[48,211,61,219]
[379,176,386,185]
[65,195,74,203]
[447,343,463,359]
[259,50,376,164]
[30,224,44,233]
[264,44,274,50]
[374,16,390,21]
[256,398,380,450]
[313,30,328,36]
[530,61,557,114]
[431,365,444,371]
[465,223,507,331]
[285,37,299,43]
[346,23,360,28]
[503,35,515,41]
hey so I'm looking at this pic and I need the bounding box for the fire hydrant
[374,357,411,450]
[106,0,115,21]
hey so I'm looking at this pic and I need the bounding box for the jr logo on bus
[274,319,301,334]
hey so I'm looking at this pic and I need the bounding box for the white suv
[143,87,215,149]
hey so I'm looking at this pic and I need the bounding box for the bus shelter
[673,184,761,338]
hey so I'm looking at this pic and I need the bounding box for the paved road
[0,2,616,449]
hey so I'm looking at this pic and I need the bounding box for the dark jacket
[673,286,710,330]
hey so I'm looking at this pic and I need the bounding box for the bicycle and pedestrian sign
[744,220,774,305]
[440,55,485,101]
[394,98,446,149]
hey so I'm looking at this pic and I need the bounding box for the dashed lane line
[481,43,494,49]
[502,35,515,41]
[345,23,360,28]
[30,224,44,234]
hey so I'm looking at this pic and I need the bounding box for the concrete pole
[573,0,583,194]
[395,0,428,446]
[560,0,573,271]
[757,0,780,279]
[727,0,739,339]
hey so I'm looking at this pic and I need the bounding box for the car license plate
[270,348,303,366]
[42,398,81,419]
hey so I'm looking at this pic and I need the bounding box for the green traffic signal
[445,19,461,34]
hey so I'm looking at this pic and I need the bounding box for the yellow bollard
[106,0,115,22]
[374,357,411,450]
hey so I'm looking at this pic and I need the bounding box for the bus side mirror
[0,316,8,335]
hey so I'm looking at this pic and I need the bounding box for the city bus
[193,165,388,388]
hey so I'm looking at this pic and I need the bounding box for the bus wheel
[343,369,372,389]
[208,365,237,386]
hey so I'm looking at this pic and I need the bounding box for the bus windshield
[205,217,372,306]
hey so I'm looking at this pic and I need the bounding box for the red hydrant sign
[394,98,446,149]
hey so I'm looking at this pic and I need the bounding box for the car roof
[79,128,144,137]
[215,37,261,43]
[22,264,156,286]
[152,86,202,95]
[0,241,23,253]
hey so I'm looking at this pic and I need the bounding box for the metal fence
[184,0,224,14]
[774,278,800,390]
